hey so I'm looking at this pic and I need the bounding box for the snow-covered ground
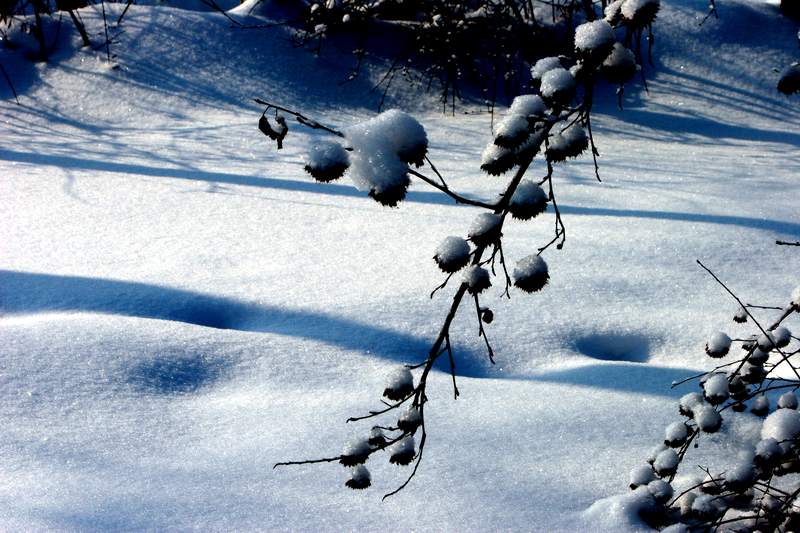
[1,0,799,529]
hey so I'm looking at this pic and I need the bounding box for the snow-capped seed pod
[604,0,624,23]
[509,180,548,221]
[705,332,731,358]
[629,464,656,489]
[779,392,799,410]
[646,443,667,466]
[573,20,615,65]
[530,56,563,83]
[741,334,758,351]
[762,408,800,442]
[539,67,576,106]
[702,373,730,405]
[755,438,782,470]
[676,491,696,518]
[304,140,350,182]
[653,448,679,477]
[367,109,428,167]
[691,494,721,521]
[751,395,770,416]
[546,124,588,162]
[664,422,689,448]
[508,94,547,120]
[383,367,414,401]
[368,174,411,207]
[647,479,673,504]
[340,437,371,466]
[620,0,660,28]
[345,464,371,489]
[733,306,748,323]
[480,307,494,324]
[678,392,704,418]
[748,348,769,366]
[778,63,800,95]
[433,236,471,273]
[729,376,747,400]
[389,435,416,465]
[468,213,503,247]
[368,427,387,448]
[494,114,530,149]
[601,43,637,85]
[463,265,491,295]
[397,406,422,432]
[725,461,756,493]
[758,332,777,351]
[512,255,549,294]
[694,405,722,433]
[480,143,516,176]
[792,285,800,307]
[772,326,792,349]
[742,362,766,384]
[514,128,546,160]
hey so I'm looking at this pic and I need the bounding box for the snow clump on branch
[433,236,471,273]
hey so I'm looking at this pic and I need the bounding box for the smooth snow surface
[1,0,799,530]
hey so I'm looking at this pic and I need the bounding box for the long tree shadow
[5,148,800,237]
[1,271,705,393]
[531,363,695,398]
[0,270,495,374]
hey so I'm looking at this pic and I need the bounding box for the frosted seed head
[389,436,416,465]
[345,465,371,489]
[705,332,731,358]
[433,236,471,273]
[463,265,492,295]
[512,255,550,293]
[383,367,414,401]
[340,437,371,466]
[303,140,350,182]
[509,180,548,221]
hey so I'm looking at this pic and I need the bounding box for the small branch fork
[262,99,579,498]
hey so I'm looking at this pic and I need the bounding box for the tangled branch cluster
[260,4,657,498]
[620,263,800,532]
[279,0,659,111]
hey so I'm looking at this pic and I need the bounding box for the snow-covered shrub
[263,15,652,496]
[269,0,656,112]
[604,271,800,530]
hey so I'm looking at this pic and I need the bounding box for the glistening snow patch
[572,332,653,363]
